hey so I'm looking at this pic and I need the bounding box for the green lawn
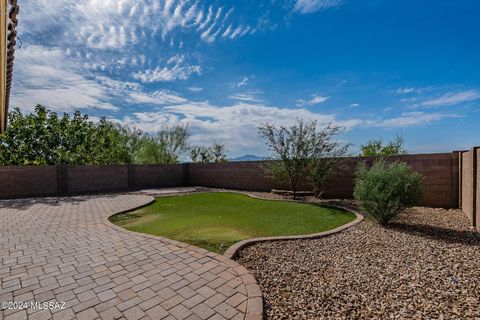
[111,192,356,254]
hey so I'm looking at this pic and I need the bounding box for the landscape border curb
[223,192,364,260]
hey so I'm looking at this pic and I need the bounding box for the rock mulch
[237,206,480,319]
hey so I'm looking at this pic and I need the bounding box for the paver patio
[0,193,262,320]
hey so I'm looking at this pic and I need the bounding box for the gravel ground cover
[237,205,480,319]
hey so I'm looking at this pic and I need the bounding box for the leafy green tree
[136,125,189,164]
[360,135,407,156]
[115,125,148,164]
[190,143,228,163]
[0,106,137,165]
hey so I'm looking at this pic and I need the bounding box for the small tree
[308,126,350,197]
[353,160,423,225]
[190,143,228,163]
[360,135,407,156]
[259,120,346,199]
[259,120,317,198]
[115,125,148,164]
[137,125,189,164]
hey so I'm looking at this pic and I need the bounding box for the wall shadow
[388,222,480,246]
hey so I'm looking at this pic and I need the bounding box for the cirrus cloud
[420,90,480,107]
[293,0,343,14]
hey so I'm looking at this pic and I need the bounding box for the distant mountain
[230,154,266,162]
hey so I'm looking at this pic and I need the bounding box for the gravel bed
[237,206,480,319]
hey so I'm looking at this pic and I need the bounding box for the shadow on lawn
[388,222,480,246]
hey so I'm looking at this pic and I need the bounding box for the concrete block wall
[130,164,186,189]
[0,149,479,228]
[188,161,286,191]
[477,148,480,230]
[0,165,187,198]
[0,166,57,198]
[188,153,458,208]
[326,153,459,208]
[67,165,129,194]
[459,147,479,230]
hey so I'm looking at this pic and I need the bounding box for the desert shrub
[353,160,423,225]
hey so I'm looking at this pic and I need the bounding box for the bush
[353,160,423,225]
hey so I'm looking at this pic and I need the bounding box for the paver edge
[102,193,264,320]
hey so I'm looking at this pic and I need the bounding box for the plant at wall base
[308,125,351,198]
[136,125,189,164]
[258,120,317,199]
[190,143,228,163]
[353,160,423,225]
[360,135,407,156]
[258,120,349,199]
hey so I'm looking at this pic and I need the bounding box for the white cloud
[132,55,202,83]
[19,1,252,49]
[229,93,263,103]
[349,103,360,107]
[297,94,329,106]
[232,76,251,88]
[396,87,417,94]
[116,101,337,155]
[11,46,119,112]
[293,0,343,14]
[113,95,458,155]
[129,90,187,105]
[188,87,204,92]
[420,90,480,107]
[11,46,202,114]
[369,112,461,128]
[228,26,252,40]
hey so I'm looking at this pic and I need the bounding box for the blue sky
[11,0,480,157]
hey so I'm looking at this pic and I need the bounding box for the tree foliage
[190,143,228,163]
[258,120,349,198]
[135,125,189,164]
[308,126,350,197]
[0,106,130,165]
[360,135,407,157]
[115,125,148,164]
[0,106,197,166]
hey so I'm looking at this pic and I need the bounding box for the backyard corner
[2,185,480,319]
[238,205,480,319]
[2,0,480,319]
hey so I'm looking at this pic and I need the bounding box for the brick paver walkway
[0,194,262,320]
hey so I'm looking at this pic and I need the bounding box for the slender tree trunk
[291,179,297,199]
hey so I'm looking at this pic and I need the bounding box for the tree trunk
[291,179,297,199]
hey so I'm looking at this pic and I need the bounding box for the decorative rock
[237,205,480,319]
